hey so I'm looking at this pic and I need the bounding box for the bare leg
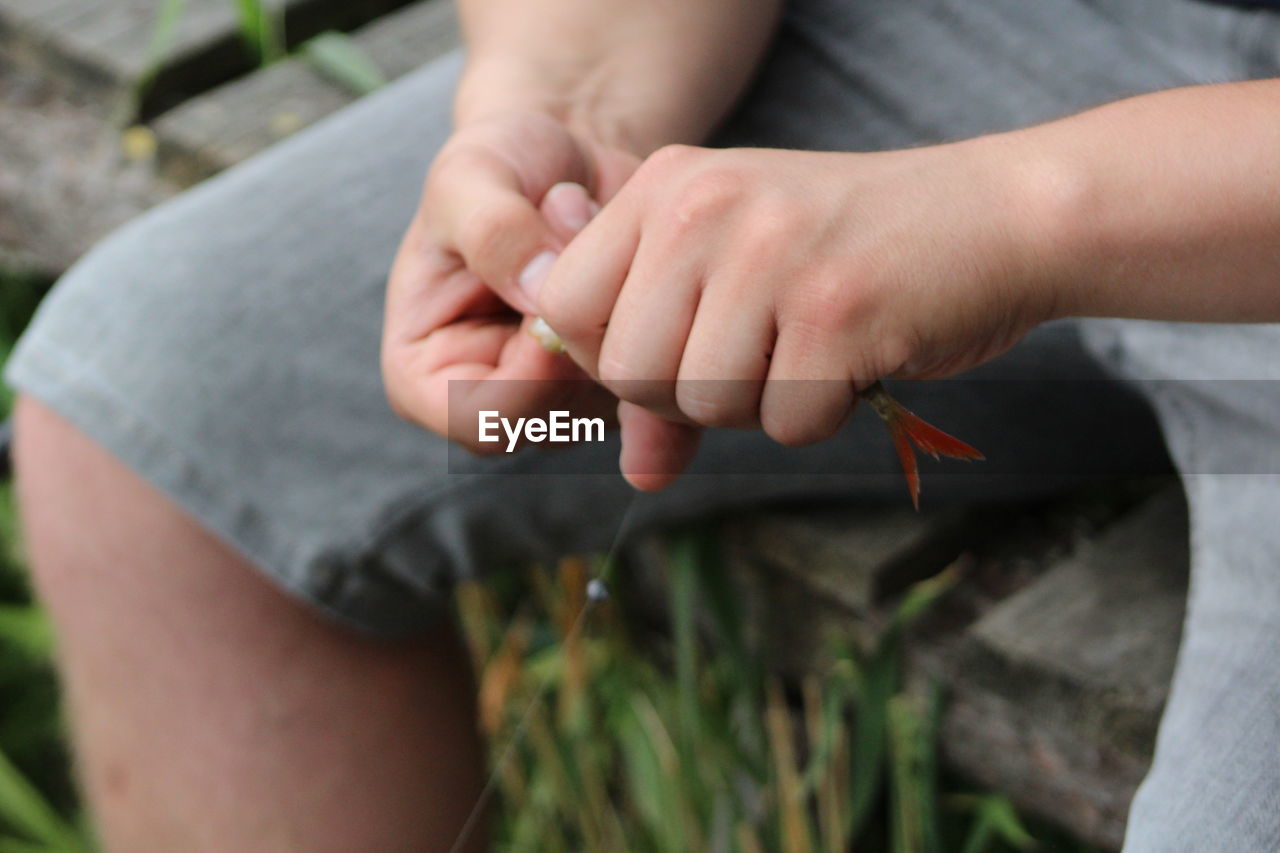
[12,397,487,853]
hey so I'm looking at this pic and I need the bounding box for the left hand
[524,142,1060,488]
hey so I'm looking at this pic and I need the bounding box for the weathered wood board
[0,0,416,114]
[0,55,176,271]
[0,0,454,272]
[153,0,459,184]
[940,486,1188,850]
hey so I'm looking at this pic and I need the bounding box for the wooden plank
[0,0,452,273]
[722,505,974,613]
[944,487,1189,850]
[0,55,176,272]
[965,487,1186,753]
[0,0,417,115]
[153,0,459,185]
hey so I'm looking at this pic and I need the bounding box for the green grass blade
[0,607,54,662]
[801,657,857,795]
[0,838,51,853]
[888,695,928,853]
[893,563,962,630]
[233,0,285,64]
[135,0,188,102]
[0,749,82,850]
[848,640,893,839]
[668,532,704,805]
[960,816,996,853]
[981,795,1037,850]
[303,32,387,96]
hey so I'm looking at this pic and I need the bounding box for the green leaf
[0,748,82,850]
[981,795,1038,850]
[848,639,894,839]
[893,564,962,630]
[0,838,51,853]
[957,794,1038,853]
[303,32,387,96]
[0,607,53,662]
[137,0,188,96]
[960,818,996,853]
[668,532,702,777]
[890,696,942,853]
[234,0,285,64]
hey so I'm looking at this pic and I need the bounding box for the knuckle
[763,411,830,447]
[739,201,795,261]
[597,346,644,387]
[643,143,698,176]
[671,166,742,226]
[424,146,483,199]
[791,272,871,335]
[607,377,676,413]
[455,204,524,268]
[598,342,674,407]
[536,287,581,340]
[676,383,753,429]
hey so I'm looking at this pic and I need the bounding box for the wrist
[453,57,684,157]
[966,130,1102,325]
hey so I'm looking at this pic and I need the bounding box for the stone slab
[153,0,459,184]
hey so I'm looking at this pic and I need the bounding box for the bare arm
[1010,78,1280,323]
[525,76,1280,485]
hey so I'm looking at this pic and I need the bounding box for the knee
[11,395,173,586]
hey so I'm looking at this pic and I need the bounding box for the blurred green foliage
[0,272,89,851]
[458,532,1096,853]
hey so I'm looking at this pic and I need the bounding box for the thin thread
[447,494,643,853]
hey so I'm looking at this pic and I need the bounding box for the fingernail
[519,249,558,302]
[545,182,595,233]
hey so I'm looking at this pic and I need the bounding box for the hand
[381,111,640,452]
[528,141,1057,485]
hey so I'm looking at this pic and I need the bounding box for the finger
[385,230,509,342]
[540,181,600,243]
[618,401,702,491]
[593,234,703,421]
[759,324,857,446]
[429,149,569,314]
[673,273,774,428]
[400,319,597,449]
[535,193,642,371]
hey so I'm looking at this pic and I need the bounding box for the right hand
[381,110,640,452]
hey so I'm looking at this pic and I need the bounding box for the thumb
[540,181,601,243]
[432,154,566,315]
[618,401,703,491]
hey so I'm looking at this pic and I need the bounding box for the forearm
[1002,78,1280,323]
[453,0,782,154]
